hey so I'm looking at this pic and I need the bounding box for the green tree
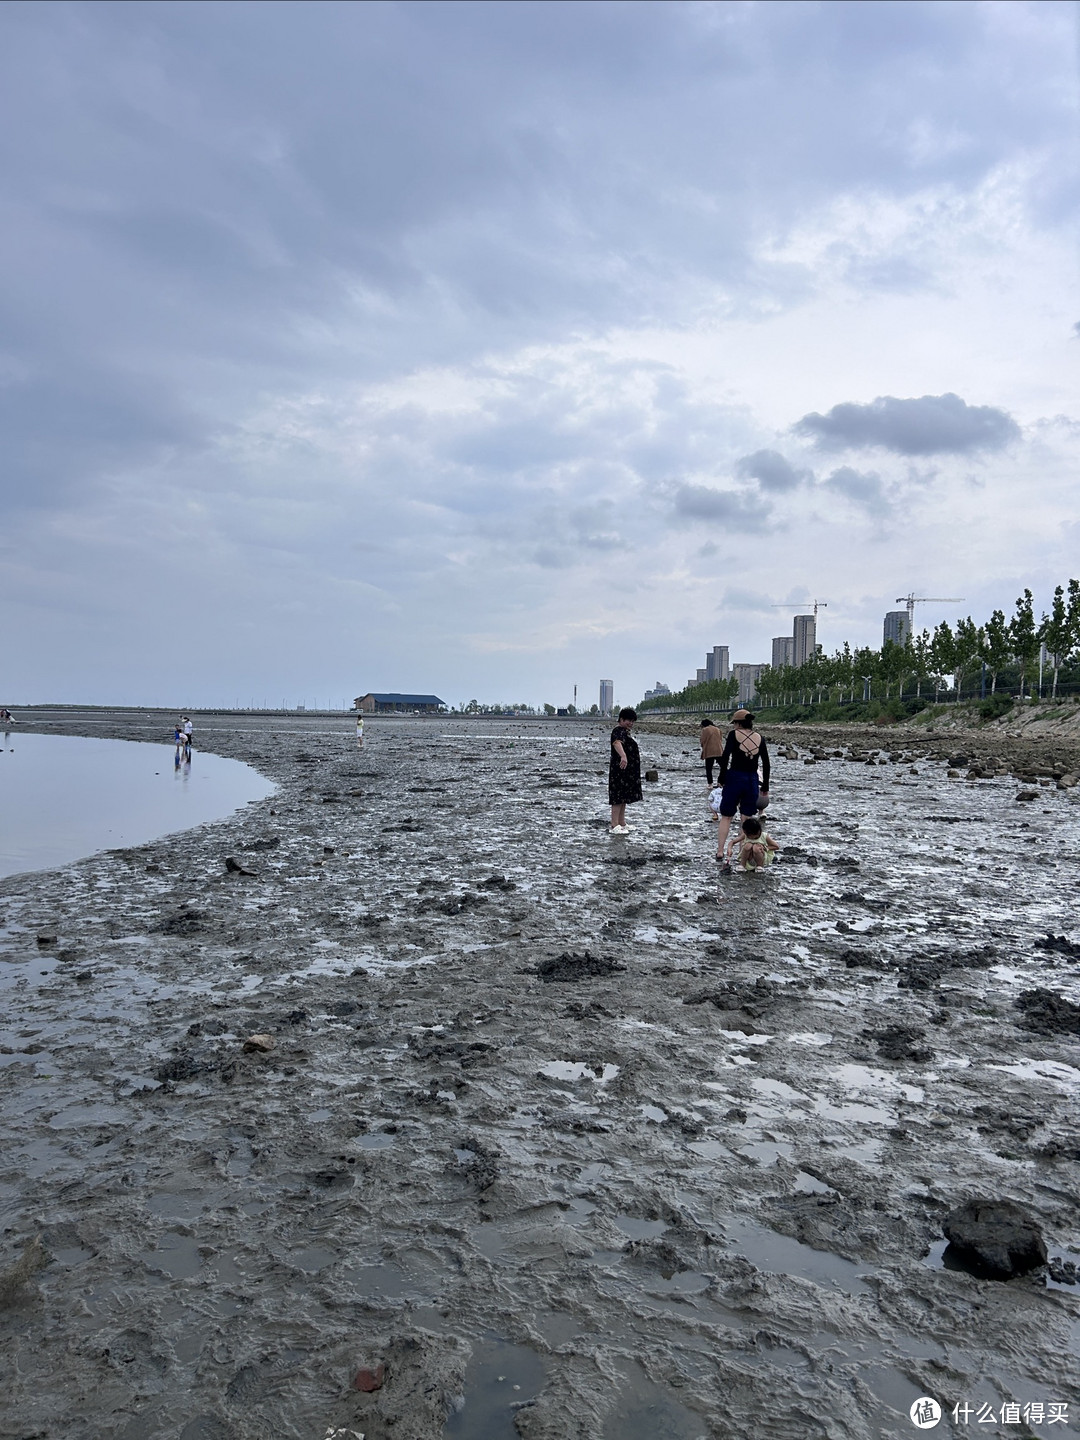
[1040,585,1070,699]
[981,609,1010,693]
[910,629,932,697]
[953,617,982,695]
[852,646,878,701]
[931,622,957,699]
[879,639,906,699]
[543,702,556,716]
[1009,589,1039,699]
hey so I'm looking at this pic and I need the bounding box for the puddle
[640,1104,668,1123]
[138,1233,203,1280]
[989,1059,1080,1092]
[751,1077,807,1103]
[613,1215,668,1240]
[537,1060,619,1083]
[655,1270,710,1295]
[812,1097,892,1126]
[0,733,275,879]
[794,1170,835,1195]
[443,1338,547,1439]
[687,1139,732,1161]
[599,1359,705,1440]
[357,1132,395,1150]
[285,1245,338,1273]
[737,1140,794,1165]
[728,1218,871,1295]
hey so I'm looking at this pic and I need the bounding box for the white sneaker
[610,825,629,835]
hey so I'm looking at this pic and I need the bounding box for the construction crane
[895,594,965,628]
[773,600,828,619]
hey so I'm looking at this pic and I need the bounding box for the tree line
[639,582,1080,713]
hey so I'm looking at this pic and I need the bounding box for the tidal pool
[0,731,275,879]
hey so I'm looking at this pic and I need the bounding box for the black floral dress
[608,725,643,806]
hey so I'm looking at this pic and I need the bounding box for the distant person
[714,708,771,863]
[724,814,780,872]
[700,718,724,820]
[0,707,14,724]
[182,715,193,758]
[609,707,642,835]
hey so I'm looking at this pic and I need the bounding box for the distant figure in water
[725,814,780,872]
[608,707,641,835]
[0,707,14,724]
[182,716,193,754]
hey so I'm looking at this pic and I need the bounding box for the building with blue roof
[354,692,446,713]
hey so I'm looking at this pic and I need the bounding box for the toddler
[725,814,780,872]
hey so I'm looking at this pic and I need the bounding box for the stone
[942,1198,1047,1280]
[1015,791,1038,803]
[644,769,659,782]
[224,857,256,875]
[242,1033,275,1053]
[35,932,57,947]
[353,1362,386,1392]
[946,769,960,779]
[1058,774,1077,789]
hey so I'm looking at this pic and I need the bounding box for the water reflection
[0,732,275,879]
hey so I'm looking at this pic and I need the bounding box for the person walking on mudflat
[700,718,724,820]
[714,708,770,865]
[609,707,642,835]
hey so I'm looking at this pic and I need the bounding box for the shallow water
[0,731,275,878]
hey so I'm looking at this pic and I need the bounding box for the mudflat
[1,709,1079,1440]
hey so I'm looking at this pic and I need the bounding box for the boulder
[242,1033,275,1054]
[644,769,659,782]
[1015,791,1038,803]
[942,1198,1047,1280]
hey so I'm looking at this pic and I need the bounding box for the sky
[1,0,1077,711]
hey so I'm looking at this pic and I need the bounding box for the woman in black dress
[608,707,642,834]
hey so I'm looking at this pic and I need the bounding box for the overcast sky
[2,0,1077,710]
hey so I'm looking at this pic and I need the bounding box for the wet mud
[1,710,1079,1439]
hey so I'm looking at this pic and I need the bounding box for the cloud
[673,485,770,531]
[793,393,1020,455]
[824,466,890,517]
[733,449,812,492]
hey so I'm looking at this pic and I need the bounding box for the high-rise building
[599,679,614,715]
[732,663,764,705]
[883,611,911,647]
[643,681,670,701]
[706,645,730,682]
[771,636,795,669]
[792,614,816,667]
[695,667,707,685]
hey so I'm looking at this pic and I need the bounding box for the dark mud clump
[684,978,777,1019]
[1015,988,1080,1036]
[456,1136,499,1189]
[149,908,205,936]
[535,951,627,982]
[863,1024,934,1063]
[1035,932,1080,959]
[942,1198,1047,1280]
